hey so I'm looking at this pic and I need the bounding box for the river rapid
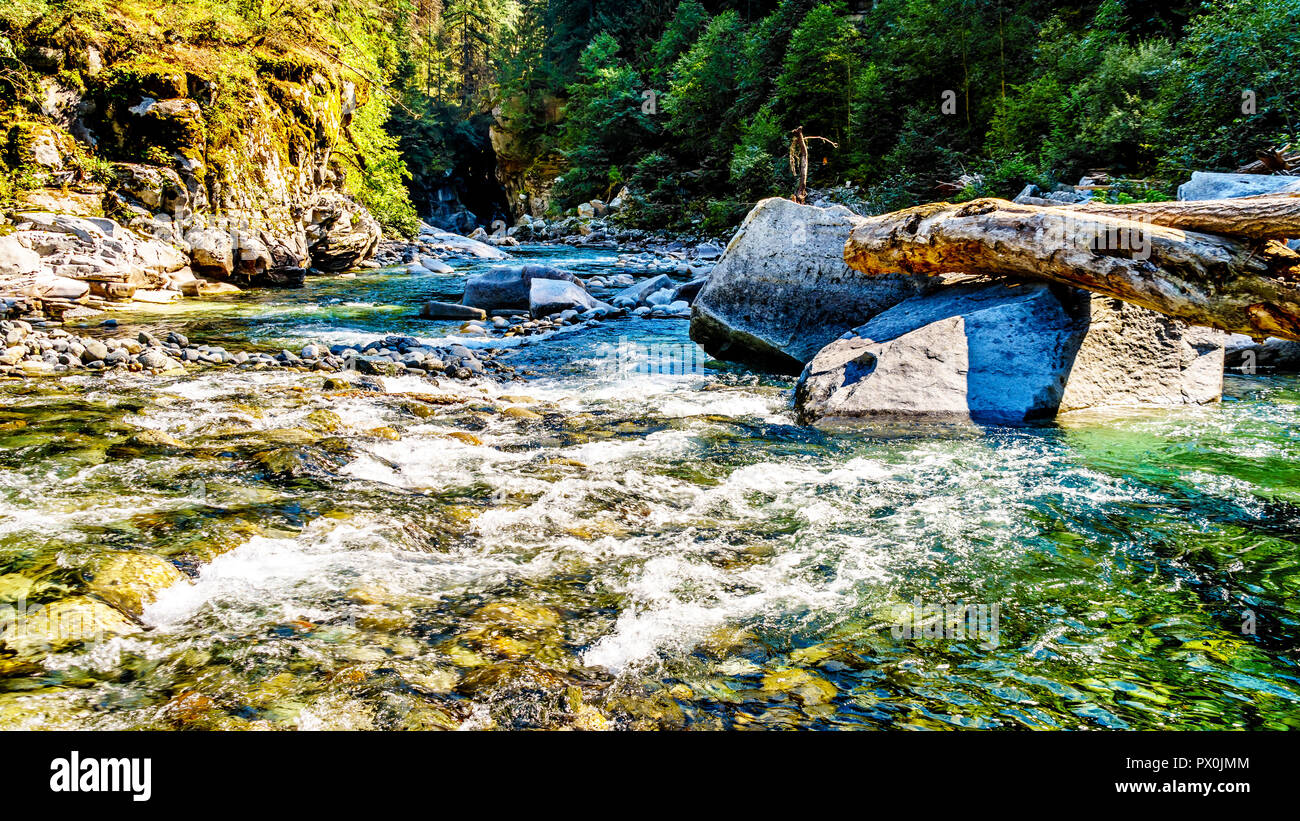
[0,244,1297,730]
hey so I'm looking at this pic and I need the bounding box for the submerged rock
[0,596,137,653]
[690,197,934,373]
[420,301,487,321]
[795,283,1224,426]
[88,552,187,617]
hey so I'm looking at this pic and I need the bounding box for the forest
[2,0,1299,234]
[398,0,1300,232]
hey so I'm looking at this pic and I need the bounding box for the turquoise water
[0,245,1297,730]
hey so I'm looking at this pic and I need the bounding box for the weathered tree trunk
[788,126,837,205]
[1065,194,1300,241]
[843,197,1300,341]
[789,127,810,205]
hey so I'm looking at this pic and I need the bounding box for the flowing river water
[1,244,1298,730]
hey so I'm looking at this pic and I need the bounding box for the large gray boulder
[530,278,608,317]
[464,265,580,311]
[690,197,935,373]
[1177,172,1300,201]
[795,283,1223,426]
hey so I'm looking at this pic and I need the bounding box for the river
[0,244,1297,730]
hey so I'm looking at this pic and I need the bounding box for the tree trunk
[843,197,1300,341]
[1064,194,1300,241]
[790,127,809,205]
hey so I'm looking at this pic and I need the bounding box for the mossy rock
[255,52,329,84]
[2,120,75,173]
[87,552,187,618]
[0,596,138,654]
[305,409,344,433]
[101,61,191,103]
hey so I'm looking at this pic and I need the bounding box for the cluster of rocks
[497,188,730,253]
[419,260,715,332]
[0,322,187,377]
[690,195,1244,426]
[605,272,704,319]
[507,189,626,245]
[0,320,507,383]
[324,336,511,380]
[0,212,197,315]
[372,221,512,269]
[0,202,383,325]
[614,247,720,276]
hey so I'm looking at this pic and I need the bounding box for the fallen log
[843,197,1300,341]
[1065,192,1300,240]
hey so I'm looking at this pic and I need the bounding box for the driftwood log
[1065,193,1300,241]
[843,197,1300,341]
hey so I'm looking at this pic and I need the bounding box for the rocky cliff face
[1,15,381,285]
[490,98,564,221]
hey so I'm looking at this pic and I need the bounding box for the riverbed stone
[421,301,487,321]
[80,339,109,363]
[0,595,137,653]
[795,283,1224,425]
[88,552,187,617]
[611,274,673,306]
[690,197,935,373]
[355,356,405,376]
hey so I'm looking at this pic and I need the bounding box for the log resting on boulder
[1063,194,1300,241]
[843,197,1300,342]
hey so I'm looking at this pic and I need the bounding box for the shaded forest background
[2,0,1298,235]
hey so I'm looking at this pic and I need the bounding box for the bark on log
[843,198,1300,341]
[1065,193,1300,241]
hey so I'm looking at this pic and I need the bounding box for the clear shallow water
[0,244,1298,730]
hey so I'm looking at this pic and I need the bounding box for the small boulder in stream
[421,301,487,321]
[88,552,188,618]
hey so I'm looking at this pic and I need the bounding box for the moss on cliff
[0,0,416,234]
